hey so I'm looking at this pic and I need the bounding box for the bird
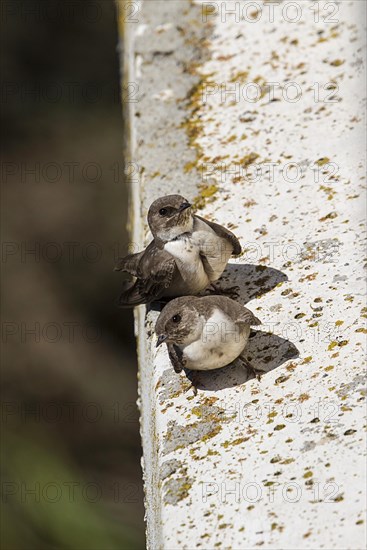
[155,295,263,392]
[115,194,241,307]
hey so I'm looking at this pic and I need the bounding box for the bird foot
[238,356,263,382]
[206,283,240,300]
[184,370,201,396]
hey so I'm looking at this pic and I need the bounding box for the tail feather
[114,252,142,276]
[117,278,167,307]
[237,310,262,327]
[117,282,145,307]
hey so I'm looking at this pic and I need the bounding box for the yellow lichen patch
[201,424,222,442]
[180,70,217,194]
[280,458,295,465]
[320,185,336,200]
[295,311,306,319]
[275,376,290,385]
[229,70,249,83]
[222,437,248,449]
[319,212,337,222]
[253,76,268,99]
[328,340,349,351]
[183,160,198,173]
[286,363,298,372]
[236,152,260,168]
[216,54,235,62]
[201,3,217,19]
[316,157,331,166]
[203,396,219,406]
[329,59,345,67]
[192,184,219,210]
[206,449,219,457]
[299,273,318,282]
[191,406,203,418]
[175,481,192,502]
[274,424,286,431]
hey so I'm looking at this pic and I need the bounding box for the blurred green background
[1,1,145,548]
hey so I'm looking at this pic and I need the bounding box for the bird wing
[117,242,177,306]
[195,215,242,255]
[195,296,262,327]
[114,251,145,276]
[235,308,262,327]
[168,343,185,373]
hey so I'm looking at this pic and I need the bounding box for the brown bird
[115,195,241,307]
[155,295,263,390]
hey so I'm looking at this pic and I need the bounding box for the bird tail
[116,282,146,308]
[245,312,262,326]
[236,310,262,327]
[114,252,142,276]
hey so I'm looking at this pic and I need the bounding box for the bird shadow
[185,262,297,391]
[185,329,300,392]
[220,262,288,304]
[152,261,298,392]
[148,262,288,312]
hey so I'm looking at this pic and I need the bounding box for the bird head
[147,195,193,242]
[155,297,202,347]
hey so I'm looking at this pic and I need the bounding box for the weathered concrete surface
[118,1,366,548]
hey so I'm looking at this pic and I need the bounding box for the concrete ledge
[118,1,366,548]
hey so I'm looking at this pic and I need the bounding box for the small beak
[156,334,168,347]
[179,201,191,212]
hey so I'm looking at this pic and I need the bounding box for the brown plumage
[115,195,241,307]
[155,295,262,374]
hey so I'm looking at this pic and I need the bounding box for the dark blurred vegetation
[1,1,145,548]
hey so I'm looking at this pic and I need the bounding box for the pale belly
[190,220,233,282]
[164,220,233,292]
[182,310,250,371]
[164,238,210,294]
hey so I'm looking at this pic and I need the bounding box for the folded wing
[195,215,242,256]
[116,241,177,306]
[235,308,262,327]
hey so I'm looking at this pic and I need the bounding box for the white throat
[158,215,194,242]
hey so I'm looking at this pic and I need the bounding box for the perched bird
[115,194,241,306]
[155,295,263,390]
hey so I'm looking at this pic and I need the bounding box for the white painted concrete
[118,1,366,548]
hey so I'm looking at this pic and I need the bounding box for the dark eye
[172,314,181,323]
[159,208,168,216]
